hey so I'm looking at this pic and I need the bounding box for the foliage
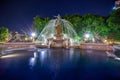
[107,9,120,30]
[64,14,82,34]
[74,36,82,41]
[81,14,109,42]
[64,14,110,42]
[0,27,8,41]
[33,10,120,42]
[107,8,120,40]
[33,16,50,36]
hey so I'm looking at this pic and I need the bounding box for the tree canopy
[107,8,120,40]
[33,16,50,36]
[33,10,120,42]
[0,27,8,41]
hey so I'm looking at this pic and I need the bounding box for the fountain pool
[0,48,120,80]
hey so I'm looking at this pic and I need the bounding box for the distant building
[8,31,32,42]
[114,0,120,10]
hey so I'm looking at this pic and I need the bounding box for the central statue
[48,24,66,48]
[36,14,78,48]
[56,24,62,35]
[43,15,70,48]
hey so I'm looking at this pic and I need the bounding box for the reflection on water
[29,48,80,69]
[1,54,21,59]
[29,49,48,67]
[29,48,81,79]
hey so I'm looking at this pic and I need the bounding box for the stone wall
[79,43,113,51]
[0,42,35,50]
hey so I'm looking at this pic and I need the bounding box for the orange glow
[0,54,21,59]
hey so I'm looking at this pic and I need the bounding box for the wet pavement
[0,48,120,80]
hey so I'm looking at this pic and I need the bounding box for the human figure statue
[56,24,62,35]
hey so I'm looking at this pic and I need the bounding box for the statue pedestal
[50,39,66,48]
[47,24,70,48]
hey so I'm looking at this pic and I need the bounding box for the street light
[31,33,36,37]
[31,32,36,42]
[85,33,90,38]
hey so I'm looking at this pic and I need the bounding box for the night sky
[0,0,115,33]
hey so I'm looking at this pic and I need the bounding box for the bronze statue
[56,24,62,35]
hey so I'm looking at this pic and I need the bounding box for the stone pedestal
[47,24,69,48]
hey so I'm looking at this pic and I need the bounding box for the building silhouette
[115,0,120,9]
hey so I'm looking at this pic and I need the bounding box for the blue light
[113,6,116,10]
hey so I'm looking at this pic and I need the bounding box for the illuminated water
[37,16,79,46]
[0,49,120,80]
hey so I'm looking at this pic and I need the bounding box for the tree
[0,27,8,41]
[107,9,120,40]
[81,14,109,42]
[64,14,82,33]
[33,16,50,36]
[70,14,82,33]
[64,14,71,21]
[64,14,83,40]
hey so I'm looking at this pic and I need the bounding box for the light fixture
[31,33,36,37]
[85,33,90,38]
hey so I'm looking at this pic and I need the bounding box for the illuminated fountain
[36,15,79,48]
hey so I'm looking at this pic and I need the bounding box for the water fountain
[36,15,79,48]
